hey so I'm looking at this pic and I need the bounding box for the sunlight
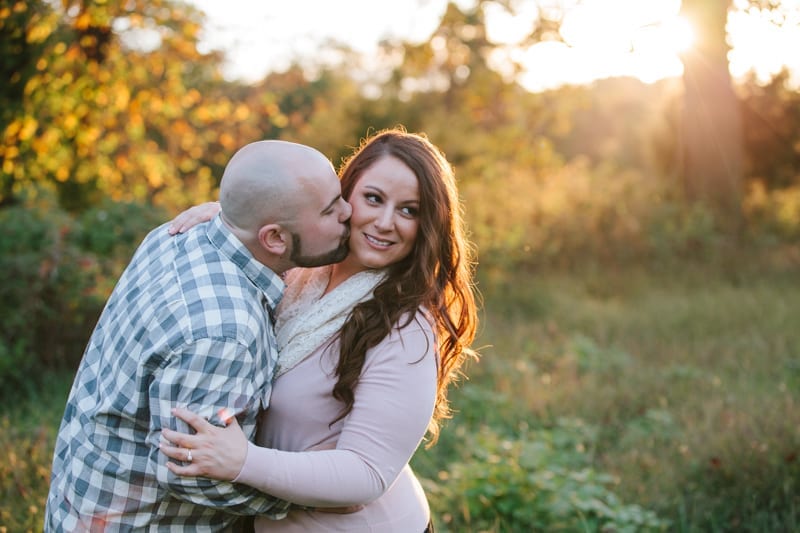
[664,16,695,53]
[728,3,800,85]
[490,0,688,91]
[184,0,800,91]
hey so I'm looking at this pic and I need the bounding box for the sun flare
[497,0,690,91]
[663,15,696,53]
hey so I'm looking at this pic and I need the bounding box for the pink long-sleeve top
[233,313,438,532]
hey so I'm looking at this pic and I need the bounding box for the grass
[0,372,73,532]
[3,255,799,531]
[416,254,800,531]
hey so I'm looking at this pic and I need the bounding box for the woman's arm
[161,317,438,507]
[235,318,437,506]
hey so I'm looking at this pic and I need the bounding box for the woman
[160,127,478,532]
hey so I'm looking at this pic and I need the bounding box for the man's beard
[289,227,350,268]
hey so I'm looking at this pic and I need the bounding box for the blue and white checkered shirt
[45,214,289,531]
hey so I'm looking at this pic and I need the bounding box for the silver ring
[186,449,193,462]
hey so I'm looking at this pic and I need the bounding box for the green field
[3,258,799,532]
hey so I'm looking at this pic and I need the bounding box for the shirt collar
[205,214,285,310]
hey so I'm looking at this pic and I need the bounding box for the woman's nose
[374,208,394,231]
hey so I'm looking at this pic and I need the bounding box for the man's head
[219,140,352,273]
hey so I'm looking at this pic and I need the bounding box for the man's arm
[147,336,290,517]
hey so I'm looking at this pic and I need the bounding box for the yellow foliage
[79,34,97,50]
[95,89,109,107]
[19,117,38,141]
[62,114,79,133]
[775,188,800,228]
[182,89,201,108]
[196,107,211,123]
[179,157,196,173]
[24,75,40,95]
[4,119,21,139]
[234,105,250,121]
[74,12,91,30]
[55,167,69,182]
[32,129,61,155]
[115,155,130,172]
[27,17,56,43]
[114,82,131,111]
[179,132,197,151]
[219,132,235,151]
[4,146,19,159]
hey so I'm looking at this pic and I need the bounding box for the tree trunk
[680,0,743,230]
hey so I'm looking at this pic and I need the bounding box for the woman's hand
[159,406,248,481]
[168,201,221,235]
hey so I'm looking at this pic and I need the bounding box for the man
[44,141,352,531]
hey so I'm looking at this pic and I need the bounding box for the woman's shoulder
[386,308,436,344]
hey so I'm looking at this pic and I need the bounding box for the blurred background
[1,0,798,531]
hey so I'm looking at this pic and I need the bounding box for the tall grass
[0,372,73,532]
[2,254,798,531]
[416,251,800,531]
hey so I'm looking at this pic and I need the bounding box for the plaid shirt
[45,214,290,531]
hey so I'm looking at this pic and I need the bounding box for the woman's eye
[401,206,419,217]
[365,193,380,204]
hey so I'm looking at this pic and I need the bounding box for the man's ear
[257,224,288,256]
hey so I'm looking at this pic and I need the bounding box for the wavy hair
[332,127,479,444]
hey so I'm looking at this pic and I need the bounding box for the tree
[0,0,284,212]
[0,0,57,206]
[678,0,743,229]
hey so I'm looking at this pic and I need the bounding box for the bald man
[45,141,351,531]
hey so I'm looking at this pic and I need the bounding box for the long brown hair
[333,127,478,444]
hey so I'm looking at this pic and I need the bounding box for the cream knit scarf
[274,265,387,378]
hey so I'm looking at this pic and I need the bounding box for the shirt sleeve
[148,336,292,517]
[234,317,438,507]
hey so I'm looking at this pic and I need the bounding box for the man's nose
[339,199,352,223]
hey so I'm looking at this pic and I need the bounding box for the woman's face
[343,155,420,271]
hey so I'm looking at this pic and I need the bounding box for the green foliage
[75,198,167,258]
[434,259,800,532]
[0,200,167,401]
[426,421,669,532]
[0,201,95,392]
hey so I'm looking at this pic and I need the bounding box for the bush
[0,204,96,379]
[426,420,670,532]
[0,200,167,401]
[463,158,724,270]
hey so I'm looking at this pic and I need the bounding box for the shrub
[426,420,670,532]
[462,158,723,270]
[0,204,97,382]
[0,200,168,400]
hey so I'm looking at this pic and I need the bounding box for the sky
[186,0,800,92]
